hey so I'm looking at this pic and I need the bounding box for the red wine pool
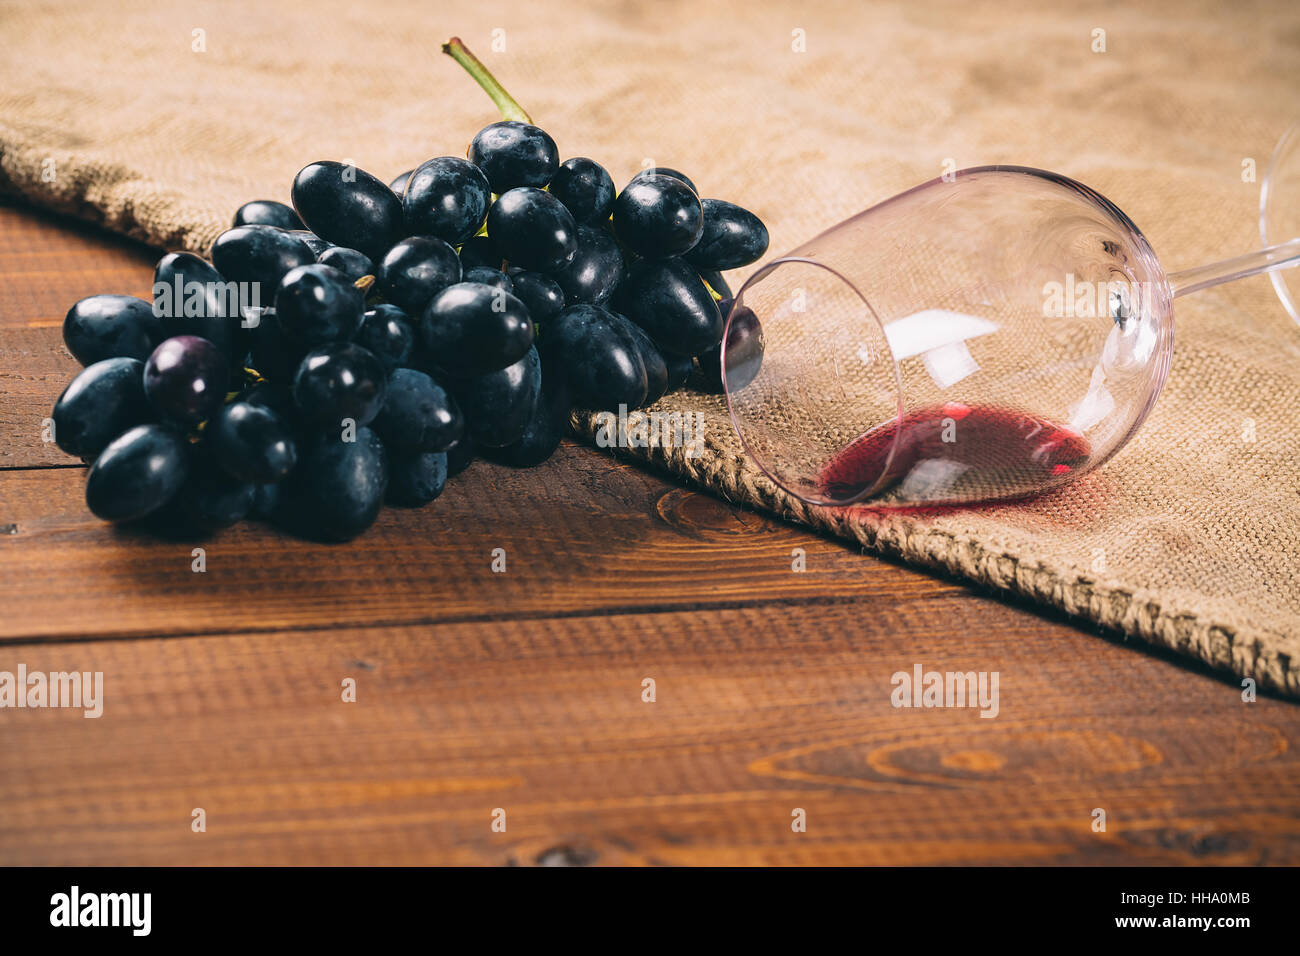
[818,402,1092,504]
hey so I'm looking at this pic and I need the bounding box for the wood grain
[0,198,158,469]
[1,197,1296,866]
[1,327,81,468]
[2,605,1296,866]
[0,198,158,331]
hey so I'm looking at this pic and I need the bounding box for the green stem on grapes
[442,36,532,124]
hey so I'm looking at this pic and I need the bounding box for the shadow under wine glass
[724,136,1300,509]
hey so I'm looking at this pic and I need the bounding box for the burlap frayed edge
[0,127,224,255]
[572,409,1299,700]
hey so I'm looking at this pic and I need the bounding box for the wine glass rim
[921,164,1160,253]
[725,256,907,507]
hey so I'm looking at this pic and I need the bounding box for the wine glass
[723,126,1300,509]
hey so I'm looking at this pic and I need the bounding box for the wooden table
[1,198,1297,866]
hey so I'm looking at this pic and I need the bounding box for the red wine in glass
[818,402,1092,504]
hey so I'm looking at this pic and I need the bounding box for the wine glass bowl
[723,166,1176,507]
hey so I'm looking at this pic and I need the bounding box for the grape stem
[442,37,532,124]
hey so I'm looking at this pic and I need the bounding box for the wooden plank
[0,196,158,468]
[0,198,158,331]
[1,327,82,468]
[1,603,1294,865]
[0,449,965,642]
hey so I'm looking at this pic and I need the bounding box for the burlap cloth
[2,0,1297,695]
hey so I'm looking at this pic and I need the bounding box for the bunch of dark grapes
[49,39,769,542]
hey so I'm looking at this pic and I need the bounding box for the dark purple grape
[458,234,502,270]
[550,224,623,305]
[698,300,764,392]
[354,305,414,373]
[486,187,578,273]
[544,305,647,410]
[373,367,464,453]
[452,346,542,448]
[234,200,304,231]
[421,281,534,375]
[630,166,698,195]
[615,317,669,406]
[463,266,513,294]
[210,225,316,301]
[469,121,559,192]
[683,199,770,271]
[445,438,474,477]
[143,335,230,425]
[52,357,152,461]
[248,312,306,384]
[85,424,189,522]
[291,161,402,260]
[241,381,301,426]
[664,352,694,392]
[318,246,374,282]
[549,158,616,224]
[292,343,388,430]
[389,169,415,197]
[250,481,281,521]
[207,401,298,483]
[403,156,492,245]
[376,236,462,314]
[386,450,448,506]
[612,175,704,259]
[166,452,257,532]
[240,380,310,448]
[482,356,572,467]
[274,263,365,347]
[509,271,565,324]
[152,252,242,358]
[621,258,722,356]
[62,294,161,366]
[277,429,389,541]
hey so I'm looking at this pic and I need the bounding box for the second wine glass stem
[1168,236,1300,297]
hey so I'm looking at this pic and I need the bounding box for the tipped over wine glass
[722,122,1300,508]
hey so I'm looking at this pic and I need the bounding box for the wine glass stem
[1168,236,1300,297]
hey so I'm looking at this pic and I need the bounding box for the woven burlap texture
[1,0,1297,695]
